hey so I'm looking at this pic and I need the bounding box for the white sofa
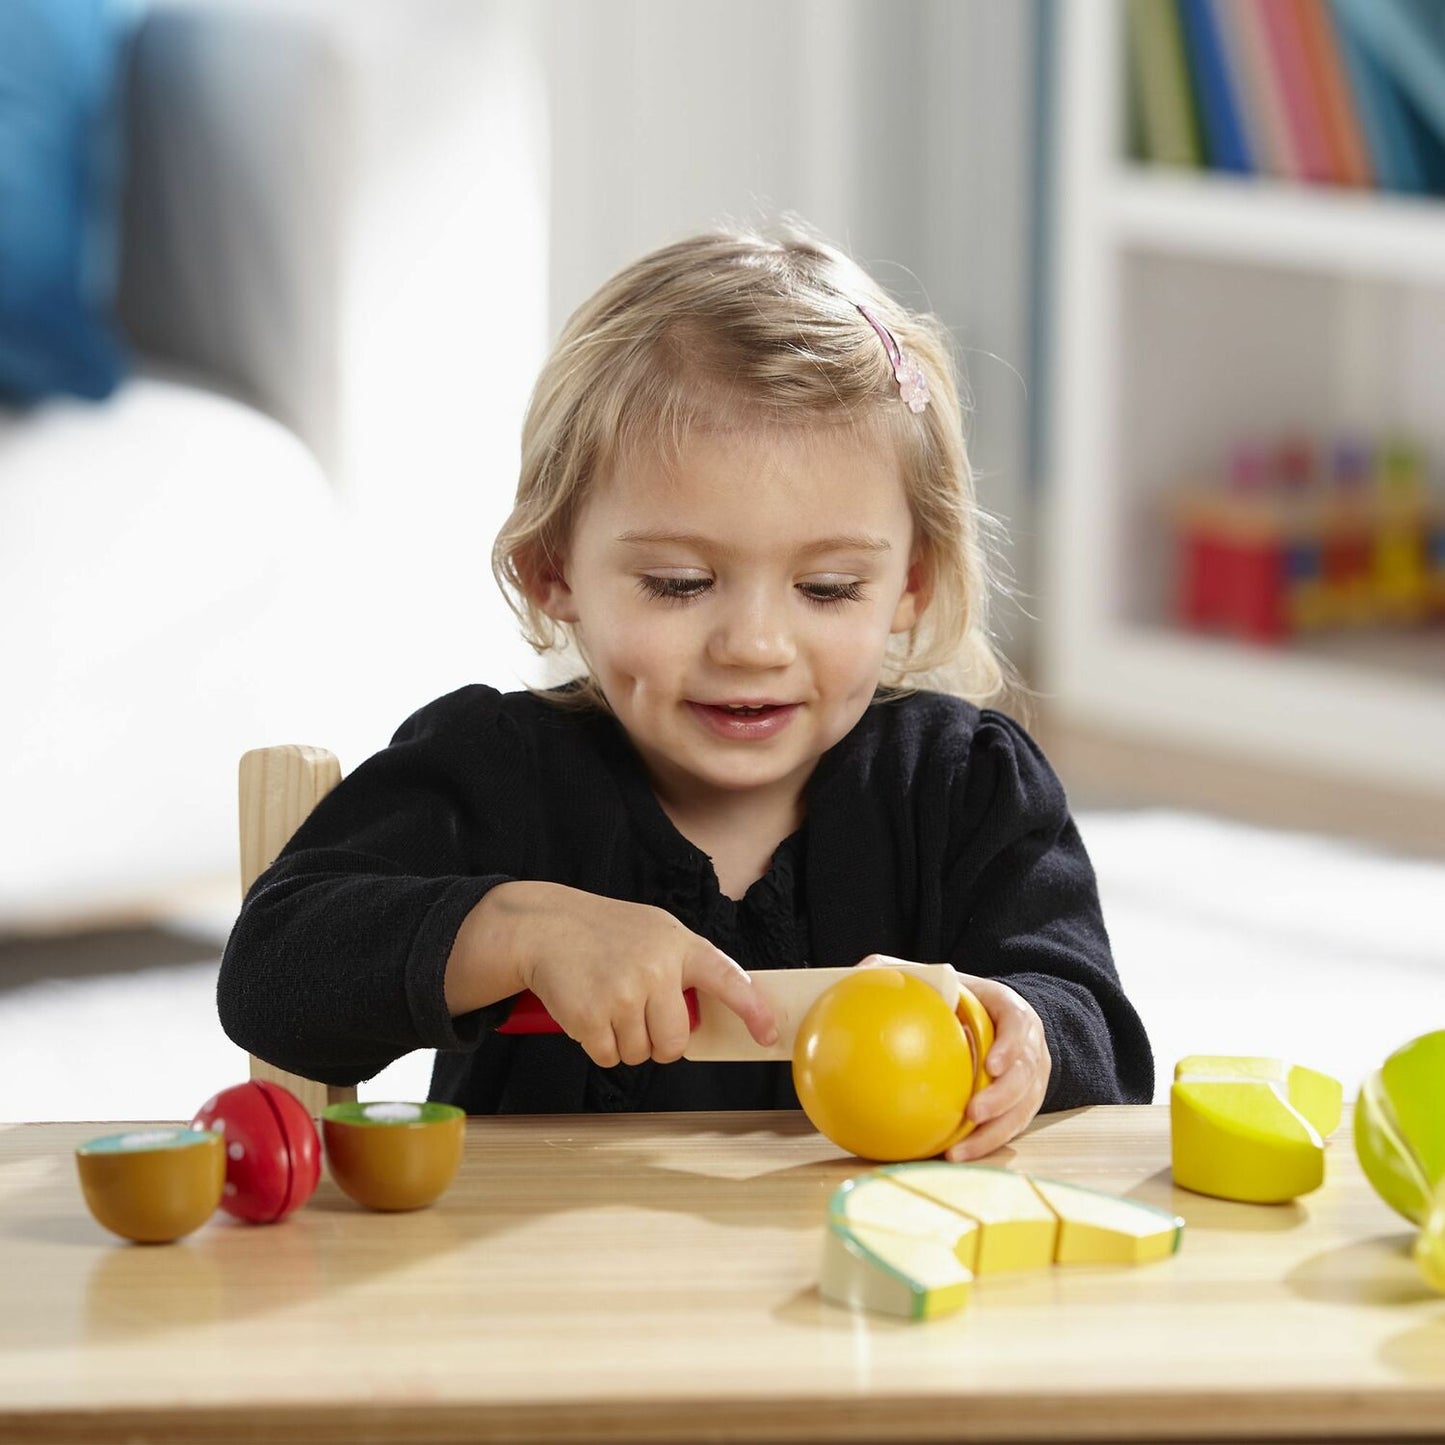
[1,0,547,928]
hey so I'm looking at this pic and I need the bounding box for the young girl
[219,223,1153,1159]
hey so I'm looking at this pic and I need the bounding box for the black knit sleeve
[217,687,524,1087]
[943,711,1154,1110]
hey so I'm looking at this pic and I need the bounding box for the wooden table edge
[5,1386,1445,1445]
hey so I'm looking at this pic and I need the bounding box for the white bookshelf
[1042,1,1445,799]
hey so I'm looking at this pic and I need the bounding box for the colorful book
[1331,0,1431,191]
[1294,0,1373,187]
[1126,0,1204,166]
[1333,0,1445,150]
[1396,77,1445,193]
[1257,0,1339,181]
[1219,0,1303,177]
[1179,0,1253,171]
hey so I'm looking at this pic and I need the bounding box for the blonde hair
[493,220,1019,710]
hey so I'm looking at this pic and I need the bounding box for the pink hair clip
[857,304,929,414]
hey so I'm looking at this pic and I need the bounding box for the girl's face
[533,424,927,822]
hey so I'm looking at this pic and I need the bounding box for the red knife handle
[497,988,701,1035]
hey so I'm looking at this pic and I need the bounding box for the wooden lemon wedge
[1170,1054,1342,1203]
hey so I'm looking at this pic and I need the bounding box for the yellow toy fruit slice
[1026,1175,1183,1265]
[820,1219,973,1320]
[937,983,997,1152]
[954,983,997,1094]
[1170,1055,1342,1204]
[883,1162,1058,1273]
[831,1174,980,1269]
[1171,1079,1324,1203]
[1175,1054,1342,1137]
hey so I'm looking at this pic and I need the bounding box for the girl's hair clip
[857,304,930,414]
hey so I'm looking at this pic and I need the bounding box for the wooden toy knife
[496,963,963,1062]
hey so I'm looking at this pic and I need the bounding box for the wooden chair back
[238,745,357,1115]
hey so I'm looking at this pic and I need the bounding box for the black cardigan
[218,685,1154,1114]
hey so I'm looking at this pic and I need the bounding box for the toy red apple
[192,1080,320,1223]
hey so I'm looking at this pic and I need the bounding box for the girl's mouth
[688,701,800,739]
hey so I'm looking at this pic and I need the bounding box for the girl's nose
[707,593,797,670]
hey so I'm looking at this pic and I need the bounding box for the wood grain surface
[1,1105,1440,1444]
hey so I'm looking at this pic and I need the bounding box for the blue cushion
[0,0,134,403]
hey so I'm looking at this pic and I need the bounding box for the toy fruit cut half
[938,983,995,1150]
[1354,1029,1445,1228]
[321,1101,465,1211]
[1170,1055,1343,1203]
[75,1128,225,1244]
[791,969,992,1162]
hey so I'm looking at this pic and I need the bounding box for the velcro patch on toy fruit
[1170,1054,1342,1203]
[1354,1029,1445,1293]
[820,1162,1182,1320]
[192,1080,321,1223]
[791,968,993,1162]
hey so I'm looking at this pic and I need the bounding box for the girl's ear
[516,542,579,623]
[890,548,934,634]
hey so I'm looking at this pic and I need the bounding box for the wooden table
[1,1106,1441,1443]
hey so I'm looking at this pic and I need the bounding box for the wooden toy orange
[790,968,995,1162]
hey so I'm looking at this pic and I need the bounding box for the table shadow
[1285,1232,1439,1307]
[1125,1167,1307,1232]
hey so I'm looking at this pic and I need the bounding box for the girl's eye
[799,580,866,605]
[638,575,711,603]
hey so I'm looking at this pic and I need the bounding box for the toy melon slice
[1171,1055,1342,1203]
[1026,1175,1183,1265]
[882,1162,1058,1273]
[831,1173,980,1269]
[819,1219,973,1321]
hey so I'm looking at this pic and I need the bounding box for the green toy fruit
[1355,1029,1445,1225]
[1355,1030,1445,1295]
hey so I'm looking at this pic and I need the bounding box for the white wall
[524,0,1042,661]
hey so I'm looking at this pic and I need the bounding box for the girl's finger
[945,1102,1032,1162]
[966,1059,1029,1125]
[685,945,779,1047]
[645,990,693,1064]
[613,1009,653,1067]
[579,1024,622,1070]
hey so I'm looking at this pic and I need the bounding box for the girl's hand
[944,973,1051,1161]
[454,881,778,1067]
[852,957,1051,1159]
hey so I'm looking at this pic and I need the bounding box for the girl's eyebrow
[614,529,892,557]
